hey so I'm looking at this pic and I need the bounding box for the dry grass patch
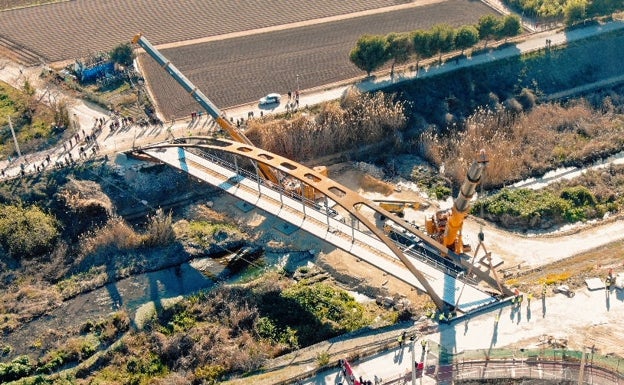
[422,99,624,189]
[538,272,572,285]
[58,178,113,217]
[80,216,141,256]
[0,282,62,332]
[79,209,174,257]
[246,89,407,162]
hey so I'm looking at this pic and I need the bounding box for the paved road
[220,19,624,128]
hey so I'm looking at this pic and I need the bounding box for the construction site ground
[213,163,624,384]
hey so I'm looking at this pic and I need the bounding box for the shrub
[473,188,570,227]
[256,316,278,342]
[282,283,370,334]
[0,203,59,259]
[143,208,174,247]
[0,355,34,382]
[517,88,537,111]
[431,184,452,200]
[195,364,226,384]
[110,42,134,67]
[316,352,331,367]
[560,186,596,206]
[0,344,12,356]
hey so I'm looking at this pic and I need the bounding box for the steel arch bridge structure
[131,136,510,314]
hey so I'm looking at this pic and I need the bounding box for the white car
[259,93,281,105]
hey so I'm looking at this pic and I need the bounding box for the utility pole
[296,74,300,92]
[7,116,21,158]
[411,336,417,385]
[72,113,80,133]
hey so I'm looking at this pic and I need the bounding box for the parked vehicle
[553,285,575,298]
[259,93,281,105]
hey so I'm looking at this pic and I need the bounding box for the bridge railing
[186,146,325,209]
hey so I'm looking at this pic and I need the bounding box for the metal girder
[135,136,453,311]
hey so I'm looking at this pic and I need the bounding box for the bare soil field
[138,0,495,119]
[0,0,61,11]
[0,0,439,62]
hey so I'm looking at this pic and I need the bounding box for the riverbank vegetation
[0,266,393,384]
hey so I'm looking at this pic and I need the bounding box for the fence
[382,346,624,384]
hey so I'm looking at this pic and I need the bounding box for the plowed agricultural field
[138,0,496,118]
[0,0,498,116]
[0,0,427,61]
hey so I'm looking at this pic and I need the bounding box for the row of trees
[504,0,622,22]
[349,14,522,76]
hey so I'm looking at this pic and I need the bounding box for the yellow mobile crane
[425,150,488,254]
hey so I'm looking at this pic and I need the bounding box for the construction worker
[425,308,433,318]
[511,288,520,305]
[397,331,405,347]
[527,292,533,305]
[438,312,446,323]
[606,269,613,289]
[421,339,427,352]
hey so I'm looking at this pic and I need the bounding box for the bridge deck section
[142,146,497,313]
